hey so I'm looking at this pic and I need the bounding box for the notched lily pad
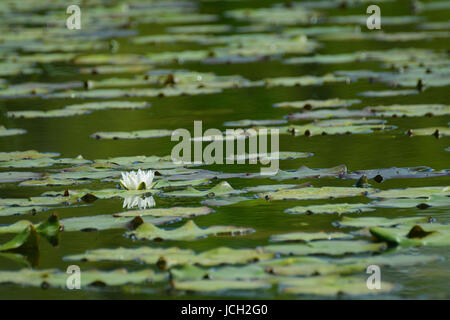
[125,220,253,241]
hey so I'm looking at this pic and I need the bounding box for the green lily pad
[359,90,419,97]
[225,151,313,162]
[287,108,372,120]
[0,171,44,183]
[223,119,287,127]
[19,177,90,187]
[244,182,311,193]
[173,279,270,292]
[66,246,274,268]
[65,101,150,111]
[269,165,347,181]
[113,206,213,218]
[0,225,40,252]
[125,220,253,241]
[336,216,431,228]
[369,104,449,118]
[0,150,59,162]
[406,127,450,137]
[281,275,395,296]
[285,203,374,215]
[274,99,361,109]
[60,214,179,232]
[264,240,386,256]
[201,196,252,207]
[6,109,91,119]
[91,129,173,140]
[373,195,450,209]
[369,186,449,199]
[0,268,165,288]
[370,223,450,247]
[0,126,26,137]
[259,187,374,201]
[0,206,49,217]
[270,232,352,242]
[264,74,346,87]
[162,181,242,198]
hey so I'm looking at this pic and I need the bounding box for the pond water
[0,0,449,299]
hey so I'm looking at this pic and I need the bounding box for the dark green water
[0,0,449,299]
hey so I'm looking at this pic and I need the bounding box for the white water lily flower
[120,169,155,190]
[123,196,156,210]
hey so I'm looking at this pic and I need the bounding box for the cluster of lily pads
[0,0,449,298]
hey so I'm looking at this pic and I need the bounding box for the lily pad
[0,225,40,252]
[162,181,242,198]
[368,186,449,199]
[274,99,361,109]
[0,171,44,183]
[91,129,173,140]
[173,279,270,292]
[281,275,395,296]
[60,215,180,232]
[125,220,253,241]
[0,269,165,288]
[285,203,374,215]
[370,223,450,247]
[263,240,386,256]
[373,195,450,209]
[0,126,26,137]
[270,232,352,242]
[113,206,213,218]
[259,187,374,201]
[269,165,347,181]
[336,216,431,228]
[0,150,59,162]
[66,246,274,268]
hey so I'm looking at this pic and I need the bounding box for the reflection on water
[122,196,156,210]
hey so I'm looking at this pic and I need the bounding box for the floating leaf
[269,165,347,181]
[274,99,360,109]
[343,166,450,181]
[244,183,310,193]
[162,181,242,198]
[270,232,352,242]
[66,246,274,268]
[0,150,59,162]
[60,215,180,232]
[173,279,270,292]
[259,187,374,201]
[373,195,450,209]
[0,171,44,183]
[6,109,91,119]
[125,220,253,241]
[91,129,173,140]
[281,275,395,296]
[0,269,165,288]
[264,240,386,256]
[0,126,26,137]
[113,206,213,218]
[285,203,374,215]
[336,216,431,228]
[0,225,40,252]
[368,186,449,199]
[359,90,419,97]
[223,119,287,127]
[370,223,450,247]
[406,127,450,137]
